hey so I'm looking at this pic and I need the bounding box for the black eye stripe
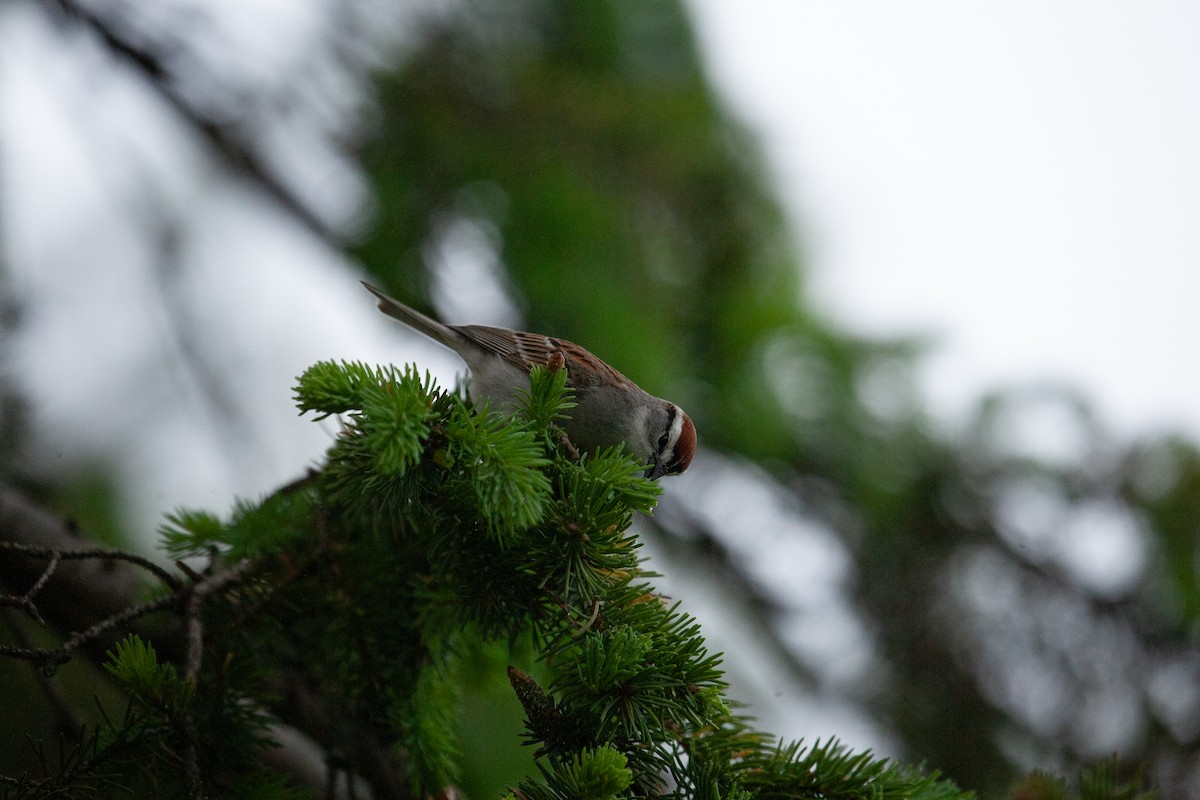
[658,404,678,452]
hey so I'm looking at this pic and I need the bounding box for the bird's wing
[456,326,632,389]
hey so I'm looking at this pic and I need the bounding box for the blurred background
[2,0,1199,797]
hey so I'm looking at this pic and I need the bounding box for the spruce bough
[99,360,972,798]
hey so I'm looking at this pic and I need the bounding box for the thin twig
[0,553,59,625]
[181,713,203,800]
[24,553,60,617]
[0,608,82,737]
[0,541,258,671]
[0,592,46,626]
[0,592,180,673]
[185,589,204,686]
[0,541,181,590]
[1,485,400,795]
[186,557,261,682]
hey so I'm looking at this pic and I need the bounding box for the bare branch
[0,551,55,624]
[185,558,257,683]
[0,485,156,655]
[1,540,180,590]
[0,591,179,673]
[0,483,413,798]
[0,608,81,737]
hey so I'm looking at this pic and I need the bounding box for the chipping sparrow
[363,282,695,478]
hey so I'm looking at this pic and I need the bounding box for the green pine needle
[159,507,226,559]
[64,361,992,798]
[445,401,552,535]
[553,746,633,800]
[739,738,969,800]
[521,364,578,433]
[104,635,191,713]
[1079,758,1154,800]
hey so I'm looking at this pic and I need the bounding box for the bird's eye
[657,432,670,450]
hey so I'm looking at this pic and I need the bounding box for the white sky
[687,1,1200,441]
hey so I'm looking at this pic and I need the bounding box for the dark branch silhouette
[44,0,345,246]
[0,483,413,798]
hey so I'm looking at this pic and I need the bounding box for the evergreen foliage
[1,361,973,799]
[1010,759,1155,800]
[0,361,1164,799]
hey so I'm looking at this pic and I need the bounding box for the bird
[362,282,695,479]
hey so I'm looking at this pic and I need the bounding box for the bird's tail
[361,282,460,348]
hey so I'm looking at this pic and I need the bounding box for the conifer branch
[1,540,182,592]
[0,364,983,799]
[0,485,168,658]
[0,482,407,797]
[0,590,180,672]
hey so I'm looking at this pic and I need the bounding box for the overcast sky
[688,1,1200,442]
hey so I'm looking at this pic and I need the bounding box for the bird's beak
[645,457,666,481]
